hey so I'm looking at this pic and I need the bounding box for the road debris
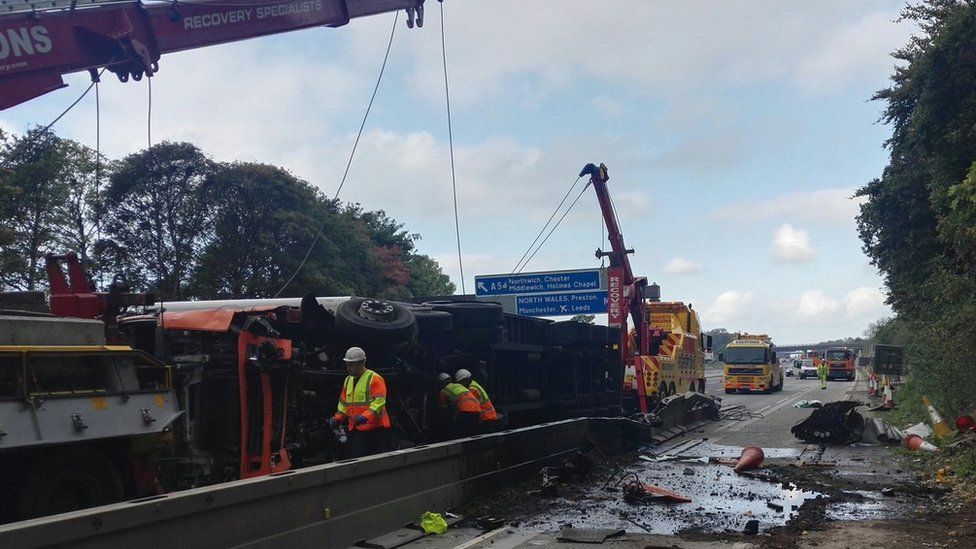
[792,401,865,444]
[743,519,760,535]
[793,400,823,409]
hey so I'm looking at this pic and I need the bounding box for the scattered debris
[792,401,865,445]
[743,519,760,535]
[419,511,449,535]
[793,400,823,409]
[905,422,934,439]
[767,501,784,512]
[683,467,696,476]
[607,471,692,504]
[719,405,764,421]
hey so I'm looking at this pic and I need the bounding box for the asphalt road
[703,370,856,447]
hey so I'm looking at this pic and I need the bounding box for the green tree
[856,0,976,415]
[0,129,76,290]
[101,142,214,299]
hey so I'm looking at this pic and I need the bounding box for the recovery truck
[824,346,855,381]
[581,163,707,413]
[721,333,783,394]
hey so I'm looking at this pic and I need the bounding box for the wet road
[393,373,904,549]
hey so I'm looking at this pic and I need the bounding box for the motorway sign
[474,269,603,296]
[515,290,607,316]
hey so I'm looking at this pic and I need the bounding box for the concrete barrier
[0,418,646,549]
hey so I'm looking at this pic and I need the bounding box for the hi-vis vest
[469,380,498,421]
[439,382,480,414]
[334,369,390,431]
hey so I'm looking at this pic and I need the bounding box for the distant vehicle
[720,333,783,394]
[798,358,818,379]
[824,347,856,381]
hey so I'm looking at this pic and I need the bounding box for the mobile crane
[0,0,425,109]
[581,163,706,414]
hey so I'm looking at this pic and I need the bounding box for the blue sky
[1,1,915,343]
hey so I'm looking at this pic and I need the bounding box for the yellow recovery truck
[720,333,783,394]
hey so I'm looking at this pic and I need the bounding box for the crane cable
[272,11,398,298]
[0,68,108,170]
[439,0,465,294]
[511,175,582,274]
[518,181,591,273]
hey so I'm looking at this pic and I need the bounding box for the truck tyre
[19,448,124,519]
[336,298,417,343]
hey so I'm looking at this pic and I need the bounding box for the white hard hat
[437,373,452,384]
[455,369,472,382]
[343,347,366,363]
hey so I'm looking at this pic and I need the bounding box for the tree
[0,130,76,290]
[856,0,976,415]
[101,142,214,299]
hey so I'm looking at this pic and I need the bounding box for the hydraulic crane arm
[0,0,424,109]
[580,162,647,334]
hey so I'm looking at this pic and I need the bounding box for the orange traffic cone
[734,447,765,473]
[882,384,895,409]
[923,396,954,439]
[903,434,938,452]
[867,375,876,396]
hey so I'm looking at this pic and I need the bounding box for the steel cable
[439,0,465,294]
[272,11,398,298]
[511,175,582,274]
[518,182,591,273]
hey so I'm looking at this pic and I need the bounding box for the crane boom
[580,162,653,413]
[0,0,424,110]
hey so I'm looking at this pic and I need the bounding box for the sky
[0,0,916,344]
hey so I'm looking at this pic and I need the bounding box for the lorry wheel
[19,448,124,520]
[336,298,417,343]
[406,306,453,332]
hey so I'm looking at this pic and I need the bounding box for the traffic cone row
[923,396,954,439]
[867,374,877,396]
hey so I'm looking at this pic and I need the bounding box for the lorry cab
[720,333,783,394]
[824,347,855,381]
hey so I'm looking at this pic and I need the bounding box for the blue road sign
[515,290,607,317]
[475,269,603,296]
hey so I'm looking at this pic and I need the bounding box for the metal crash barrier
[0,418,647,549]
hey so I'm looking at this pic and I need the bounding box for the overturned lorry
[0,256,621,522]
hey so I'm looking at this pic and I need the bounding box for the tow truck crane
[581,163,706,413]
[0,0,425,109]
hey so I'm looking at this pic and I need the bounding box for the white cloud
[722,188,864,224]
[794,10,912,94]
[664,257,702,275]
[705,290,755,325]
[591,96,625,118]
[771,224,816,263]
[843,286,887,318]
[794,289,840,318]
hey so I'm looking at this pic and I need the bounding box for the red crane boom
[579,162,653,413]
[0,0,424,109]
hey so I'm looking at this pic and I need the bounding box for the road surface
[388,373,922,549]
